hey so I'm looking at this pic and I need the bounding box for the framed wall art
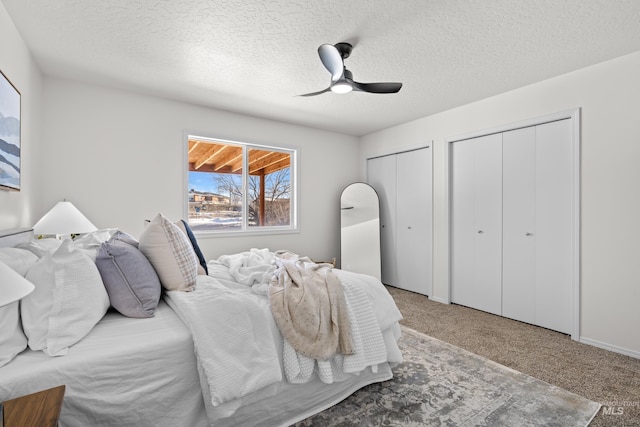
[0,69,21,191]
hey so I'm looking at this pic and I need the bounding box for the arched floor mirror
[340,183,381,281]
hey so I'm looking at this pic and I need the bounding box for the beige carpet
[386,286,640,427]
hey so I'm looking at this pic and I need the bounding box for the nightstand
[1,385,65,427]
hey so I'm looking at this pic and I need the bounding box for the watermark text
[601,400,639,416]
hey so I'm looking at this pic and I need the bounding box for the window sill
[193,227,300,239]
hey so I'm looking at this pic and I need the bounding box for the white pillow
[0,301,27,367]
[19,238,63,258]
[139,213,198,291]
[72,228,119,260]
[22,239,110,356]
[0,247,39,276]
[18,229,118,261]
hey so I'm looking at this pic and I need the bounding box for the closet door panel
[396,148,432,295]
[472,135,503,315]
[450,139,476,307]
[502,127,536,324]
[367,155,398,286]
[451,134,502,315]
[535,119,574,333]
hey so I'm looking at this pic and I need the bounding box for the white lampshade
[0,260,35,307]
[33,201,98,236]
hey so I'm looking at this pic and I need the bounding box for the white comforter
[164,277,282,408]
[166,249,403,416]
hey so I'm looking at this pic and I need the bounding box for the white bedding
[165,275,282,412]
[1,230,404,427]
[0,302,209,427]
[177,253,404,426]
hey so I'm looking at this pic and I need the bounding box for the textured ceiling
[3,0,640,136]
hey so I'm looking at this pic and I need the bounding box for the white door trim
[444,108,581,340]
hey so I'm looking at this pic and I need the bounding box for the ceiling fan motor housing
[334,42,353,59]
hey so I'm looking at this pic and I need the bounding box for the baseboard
[429,296,450,305]
[580,337,640,360]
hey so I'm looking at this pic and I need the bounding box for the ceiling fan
[299,42,403,96]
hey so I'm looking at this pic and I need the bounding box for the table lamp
[33,200,98,239]
[0,260,35,307]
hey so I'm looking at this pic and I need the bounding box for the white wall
[41,78,359,261]
[360,50,640,357]
[0,3,43,230]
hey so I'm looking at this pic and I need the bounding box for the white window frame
[183,132,299,237]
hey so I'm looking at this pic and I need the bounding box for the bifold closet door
[501,120,573,333]
[396,148,432,295]
[452,119,574,334]
[367,154,397,286]
[502,127,537,324]
[450,134,503,315]
[534,119,574,333]
[368,148,432,295]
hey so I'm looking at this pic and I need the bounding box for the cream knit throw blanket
[269,252,355,360]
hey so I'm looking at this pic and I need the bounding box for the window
[186,135,297,233]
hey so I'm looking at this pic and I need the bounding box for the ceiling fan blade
[318,44,344,81]
[353,81,403,94]
[298,87,331,97]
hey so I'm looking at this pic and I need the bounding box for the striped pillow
[174,219,208,275]
[139,213,198,291]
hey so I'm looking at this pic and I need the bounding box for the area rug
[295,326,601,426]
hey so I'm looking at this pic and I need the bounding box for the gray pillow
[111,229,140,248]
[96,238,161,318]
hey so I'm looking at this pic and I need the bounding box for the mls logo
[602,406,624,416]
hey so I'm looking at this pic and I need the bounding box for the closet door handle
[526,232,534,236]
[477,230,484,234]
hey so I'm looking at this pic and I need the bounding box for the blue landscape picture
[0,70,20,190]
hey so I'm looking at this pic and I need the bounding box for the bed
[0,219,403,427]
